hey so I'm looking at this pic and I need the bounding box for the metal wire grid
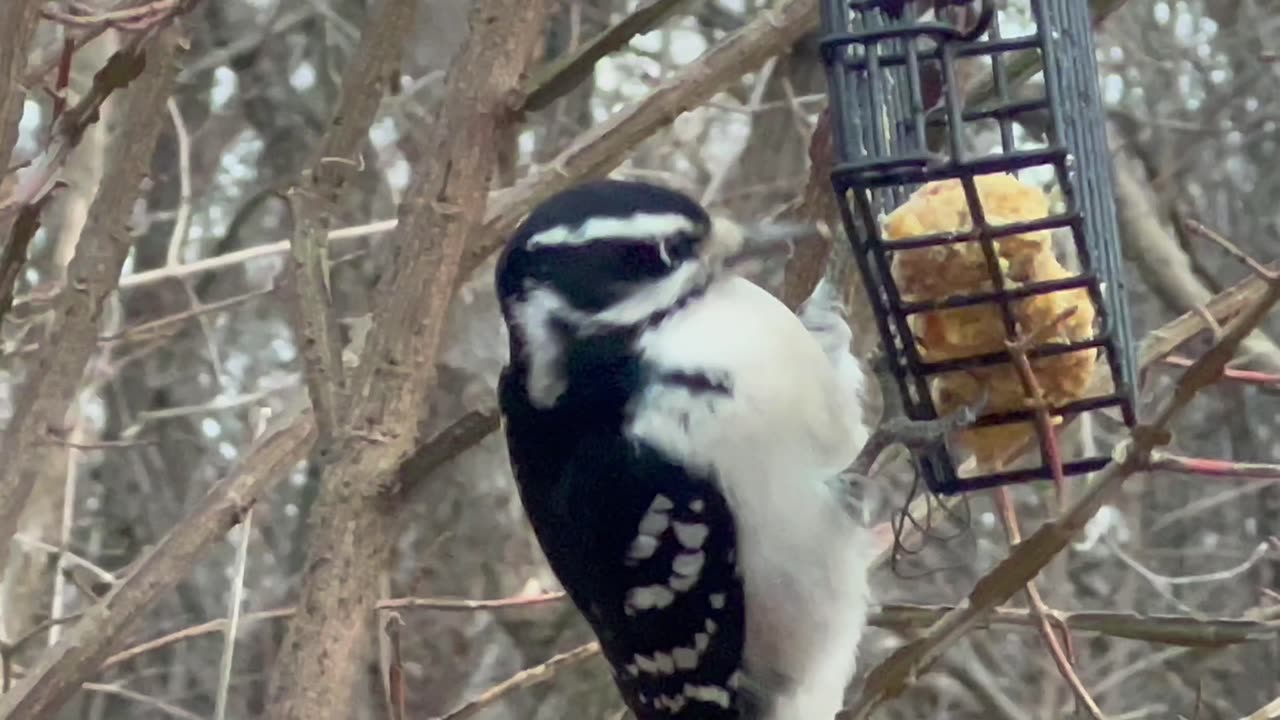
[817,0,1138,494]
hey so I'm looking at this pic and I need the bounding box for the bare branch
[430,643,603,720]
[521,0,692,113]
[0,26,184,563]
[281,188,346,441]
[0,0,43,175]
[0,412,316,718]
[263,0,551,716]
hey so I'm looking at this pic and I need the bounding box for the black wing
[539,434,753,719]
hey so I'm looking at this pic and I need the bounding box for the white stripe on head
[526,212,699,249]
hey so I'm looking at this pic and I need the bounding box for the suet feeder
[818,0,1138,494]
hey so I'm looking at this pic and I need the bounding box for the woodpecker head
[497,179,797,335]
[496,179,803,407]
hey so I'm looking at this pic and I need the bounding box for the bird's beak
[725,220,815,274]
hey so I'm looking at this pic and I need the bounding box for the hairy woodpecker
[495,179,874,719]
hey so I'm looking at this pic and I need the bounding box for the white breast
[627,276,874,719]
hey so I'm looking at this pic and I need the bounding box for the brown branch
[0,0,43,177]
[395,408,502,498]
[0,26,183,562]
[281,188,346,441]
[1183,219,1276,281]
[1,28,157,222]
[0,189,62,323]
[430,642,603,720]
[80,682,202,720]
[1140,262,1279,367]
[0,611,84,691]
[998,318,1103,715]
[263,0,551,715]
[840,269,1280,717]
[870,605,1280,647]
[376,591,567,612]
[0,392,504,715]
[994,489,1105,719]
[1114,155,1280,372]
[0,413,317,718]
[29,0,824,304]
[521,0,692,113]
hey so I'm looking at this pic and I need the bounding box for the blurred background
[1,0,1278,718]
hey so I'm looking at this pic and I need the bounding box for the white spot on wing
[709,593,726,610]
[683,683,732,708]
[668,573,697,592]
[673,521,709,549]
[673,645,699,670]
[626,534,659,562]
[634,653,659,674]
[672,550,705,577]
[637,509,669,538]
[658,694,687,712]
[626,584,675,614]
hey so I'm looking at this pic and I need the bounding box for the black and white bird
[495,179,875,719]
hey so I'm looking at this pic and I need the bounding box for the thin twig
[377,591,567,611]
[165,97,193,266]
[430,643,602,720]
[280,187,346,441]
[104,592,569,670]
[994,489,1105,719]
[11,534,117,585]
[521,0,693,112]
[1149,452,1280,480]
[0,612,84,692]
[213,508,253,720]
[1183,219,1278,281]
[1159,355,1280,388]
[80,681,202,720]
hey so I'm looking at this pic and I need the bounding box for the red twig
[41,1,183,32]
[998,312,1106,718]
[1004,307,1077,494]
[1160,355,1280,389]
[51,36,75,122]
[1149,452,1280,480]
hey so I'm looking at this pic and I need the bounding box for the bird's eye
[661,232,700,265]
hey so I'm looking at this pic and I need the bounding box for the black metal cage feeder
[818,0,1138,494]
